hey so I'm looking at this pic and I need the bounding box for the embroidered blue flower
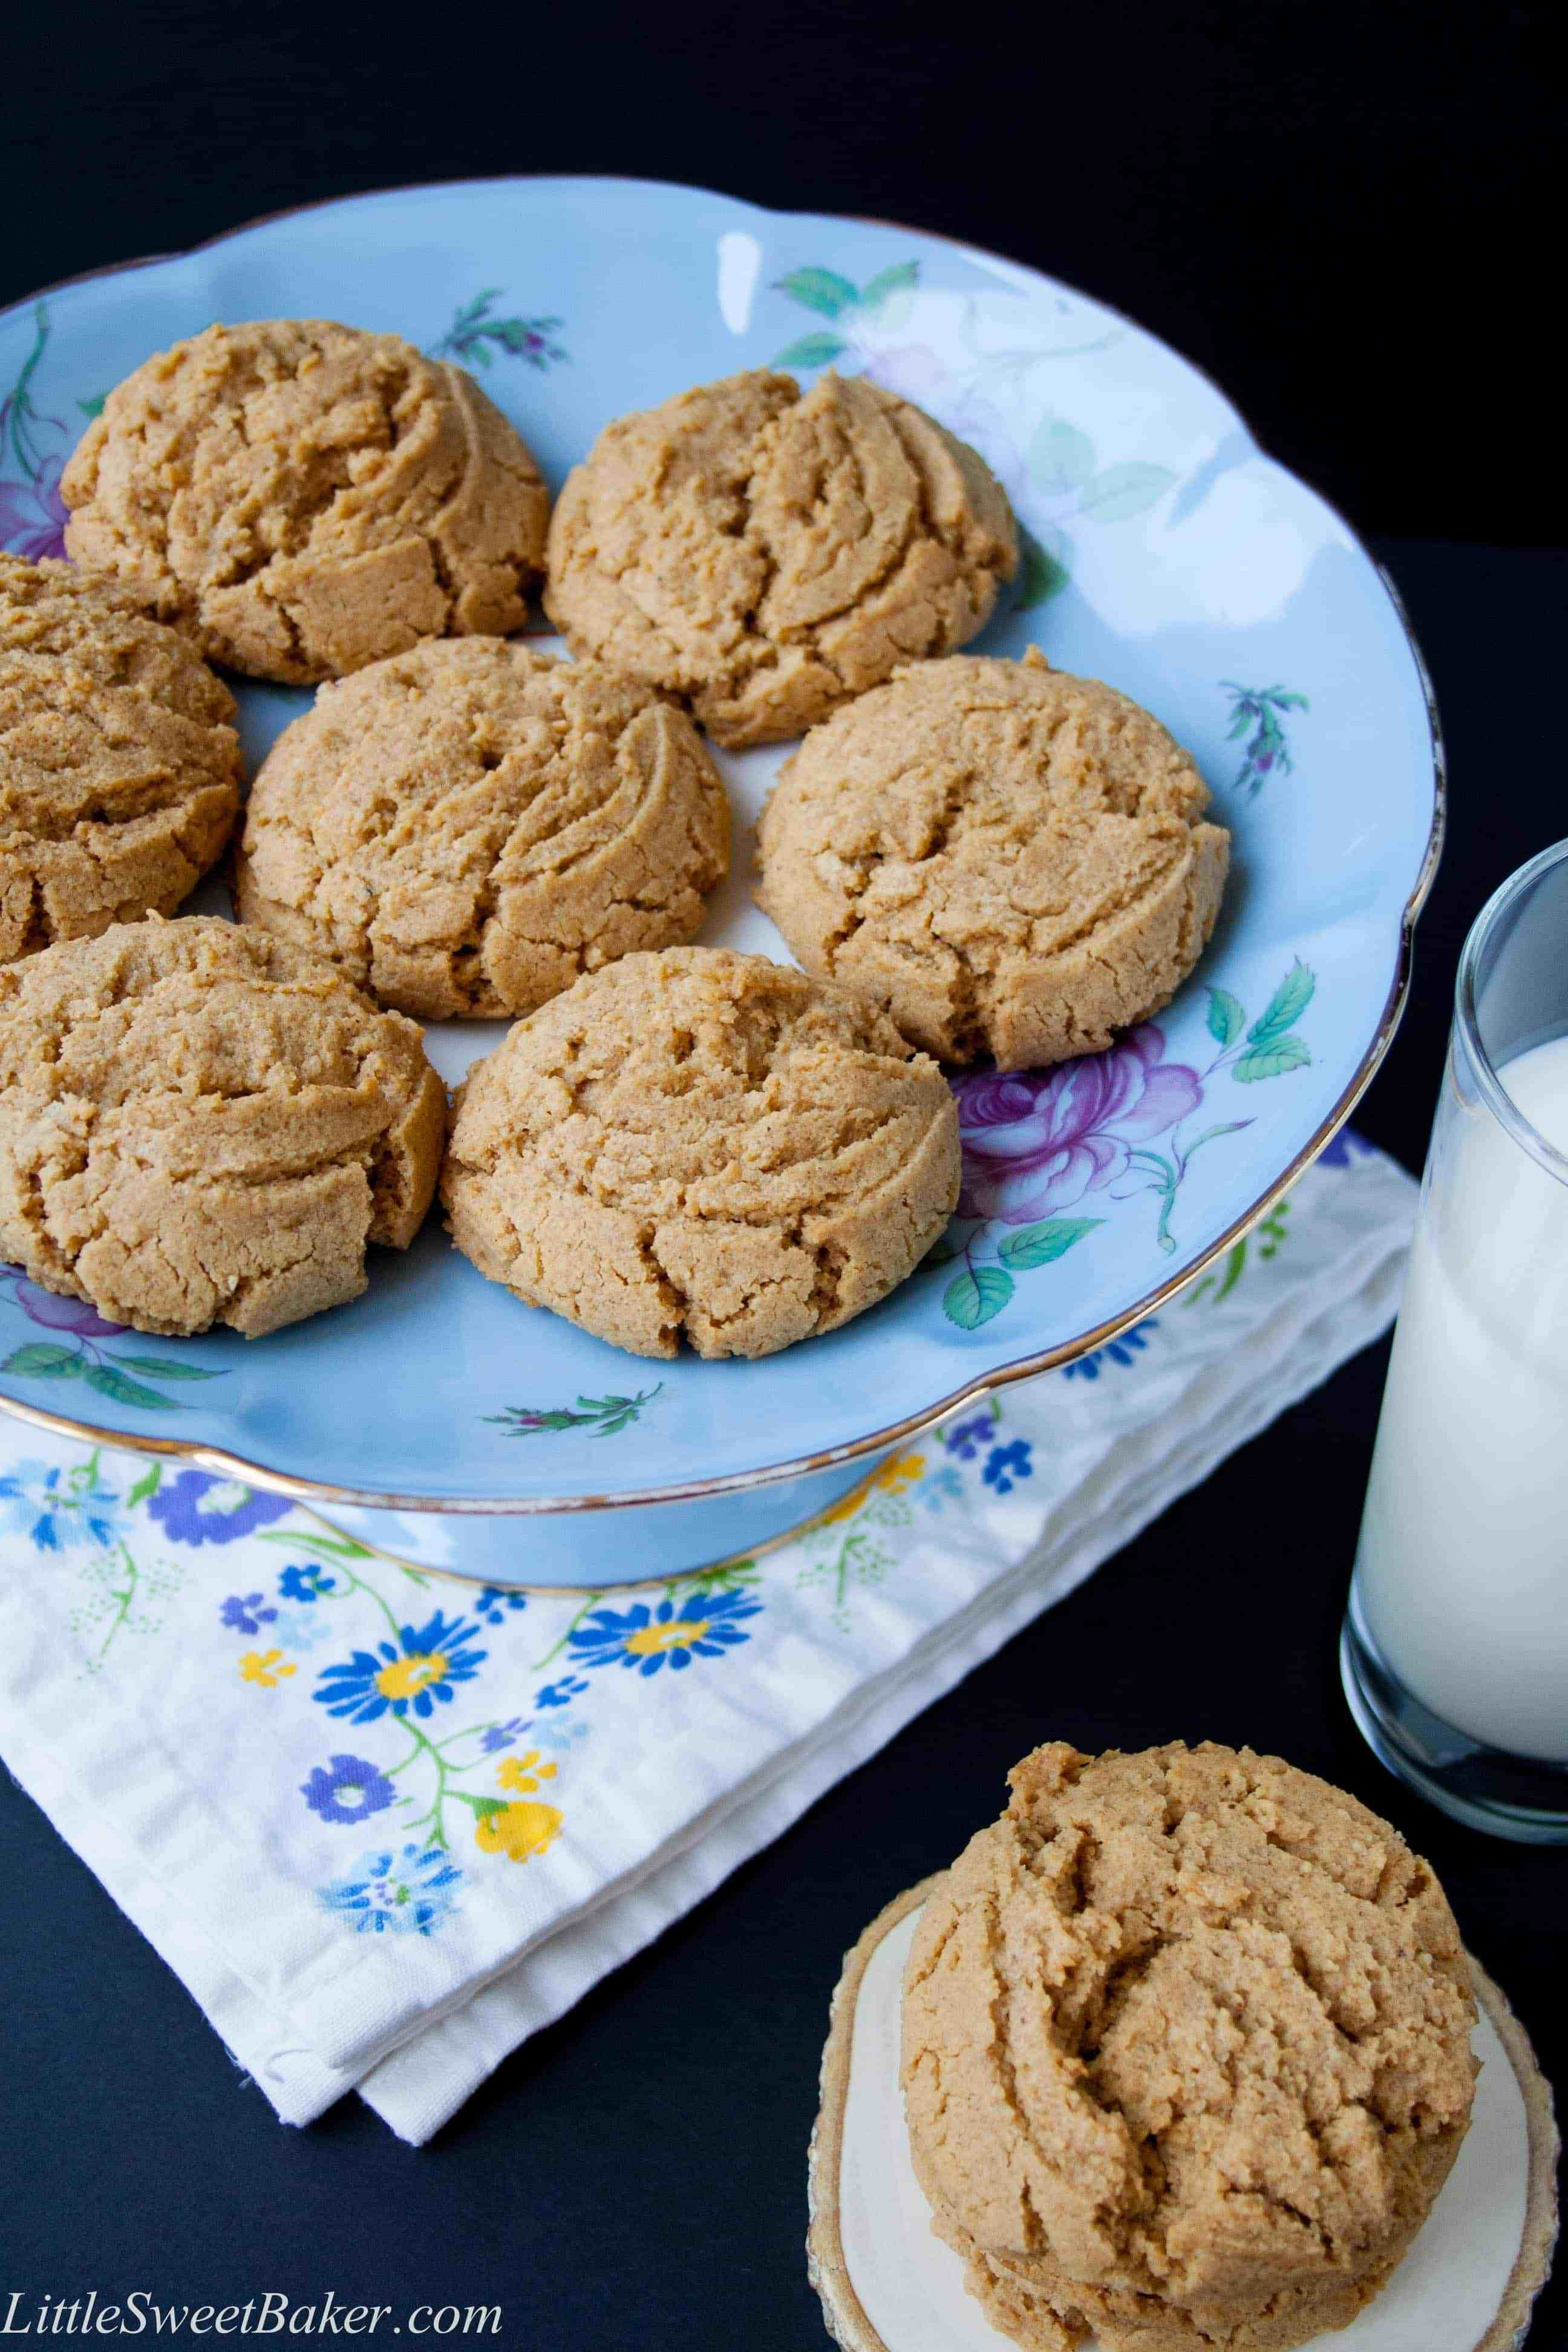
[535,1674,589,1709]
[148,1471,292,1546]
[1062,1319,1159,1381]
[269,1605,335,1654]
[278,1562,336,1602]
[219,1590,278,1636]
[473,1584,529,1627]
[479,1716,530,1753]
[318,1842,461,1937]
[567,1589,762,1677]
[982,1439,1033,1496]
[0,1459,121,1552]
[314,1612,486,1724]
[534,1715,589,1754]
[918,1464,965,1512]
[301,1753,398,1827]
[941,1413,995,1462]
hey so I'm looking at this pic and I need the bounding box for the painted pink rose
[955,1027,1203,1224]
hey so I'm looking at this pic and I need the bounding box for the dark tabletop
[3,4,1566,2344]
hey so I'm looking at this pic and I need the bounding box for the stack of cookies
[0,318,1229,1357]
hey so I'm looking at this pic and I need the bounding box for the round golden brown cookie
[1,555,241,964]
[60,319,550,684]
[442,946,961,1359]
[0,916,446,1338]
[757,650,1230,1068]
[543,368,1018,749]
[233,637,730,1021]
[901,1740,1479,2352]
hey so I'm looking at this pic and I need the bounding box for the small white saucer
[808,1880,1558,2352]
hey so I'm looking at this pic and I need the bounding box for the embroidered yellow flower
[874,1453,925,1495]
[475,1800,564,1863]
[496,1750,557,1794]
[816,1452,925,1527]
[624,1615,711,1656]
[239,1648,295,1688]
[376,1650,449,1702]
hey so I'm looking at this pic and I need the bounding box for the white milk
[1355,1034,1568,1762]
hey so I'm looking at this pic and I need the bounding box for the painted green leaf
[1248,959,1315,1044]
[997,1217,1102,1270]
[1181,1119,1253,1154]
[1077,460,1175,522]
[774,269,859,318]
[83,1362,177,1410]
[126,1465,162,1506]
[1014,524,1070,609]
[109,1354,227,1380]
[1206,987,1246,1048]
[1233,1034,1311,1082]
[1,1341,82,1380]
[942,1265,1014,1329]
[860,260,920,310]
[77,392,106,419]
[773,331,849,371]
[1027,415,1096,496]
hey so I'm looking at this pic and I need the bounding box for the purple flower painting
[932,963,1317,1330]
[0,304,76,562]
[0,457,68,561]
[955,1028,1202,1226]
[2,1267,229,1411]
[2,1275,125,1339]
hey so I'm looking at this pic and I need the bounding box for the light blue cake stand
[0,177,1442,1586]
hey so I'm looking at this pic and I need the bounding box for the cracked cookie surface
[543,368,1017,749]
[757,650,1230,1067]
[901,1740,1477,2352]
[233,636,730,1021]
[61,319,550,684]
[0,916,445,1338]
[442,944,961,1359]
[1,555,241,964]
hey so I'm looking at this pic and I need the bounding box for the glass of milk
[1343,838,1568,1840]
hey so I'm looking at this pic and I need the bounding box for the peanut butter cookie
[234,637,729,1021]
[544,368,1017,748]
[442,945,961,1359]
[61,320,550,684]
[0,916,445,1338]
[757,650,1230,1067]
[1,555,241,964]
[902,1740,1477,2352]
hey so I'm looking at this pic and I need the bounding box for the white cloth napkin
[0,1133,1412,2143]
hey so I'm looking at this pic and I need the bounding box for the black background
[2,5,1565,2347]
[2,0,1563,547]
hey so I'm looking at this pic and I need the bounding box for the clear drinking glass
[1342,837,1568,1841]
